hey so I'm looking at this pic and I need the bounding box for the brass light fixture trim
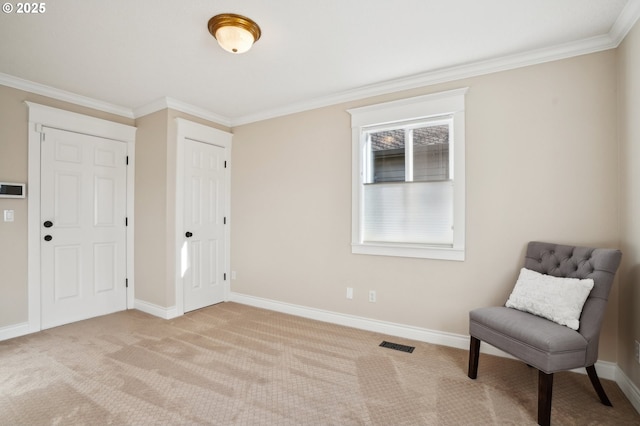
[208,13,262,54]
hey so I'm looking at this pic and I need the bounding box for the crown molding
[2,2,639,129]
[133,97,232,128]
[0,71,234,127]
[231,33,619,126]
[0,72,135,119]
[610,0,640,46]
[130,97,169,119]
[231,4,640,126]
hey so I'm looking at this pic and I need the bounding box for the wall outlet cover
[3,210,14,222]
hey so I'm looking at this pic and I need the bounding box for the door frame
[174,118,232,317]
[27,102,136,333]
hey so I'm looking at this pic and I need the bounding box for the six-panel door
[40,127,127,329]
[182,138,226,312]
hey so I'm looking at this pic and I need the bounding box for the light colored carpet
[0,302,638,425]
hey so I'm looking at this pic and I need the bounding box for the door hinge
[125,217,128,226]
[126,278,129,288]
[224,273,227,281]
[126,156,129,165]
[224,160,227,168]
[224,217,227,225]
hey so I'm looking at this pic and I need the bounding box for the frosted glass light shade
[215,26,255,54]
[208,14,261,54]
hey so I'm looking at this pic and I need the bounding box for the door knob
[43,220,53,228]
[44,235,52,241]
[185,231,193,238]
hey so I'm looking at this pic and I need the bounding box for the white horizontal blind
[362,180,453,245]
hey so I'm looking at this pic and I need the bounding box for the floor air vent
[379,341,415,353]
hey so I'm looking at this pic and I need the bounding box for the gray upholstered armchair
[468,241,622,426]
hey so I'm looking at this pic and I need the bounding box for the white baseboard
[134,299,180,320]
[229,292,639,413]
[0,321,33,341]
[616,367,640,414]
[230,292,474,349]
[587,360,617,381]
[0,300,180,341]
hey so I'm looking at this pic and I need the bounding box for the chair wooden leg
[468,336,480,379]
[538,370,553,426]
[586,365,612,406]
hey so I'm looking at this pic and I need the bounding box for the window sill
[352,243,465,261]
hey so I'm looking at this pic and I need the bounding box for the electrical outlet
[635,340,640,364]
[3,210,14,222]
[369,290,376,303]
[231,271,237,280]
[346,287,353,300]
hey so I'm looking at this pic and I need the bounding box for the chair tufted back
[523,241,622,364]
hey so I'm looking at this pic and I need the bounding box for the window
[348,88,467,260]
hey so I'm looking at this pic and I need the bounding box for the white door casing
[40,127,127,329]
[27,102,136,334]
[175,118,231,315]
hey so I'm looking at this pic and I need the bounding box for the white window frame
[348,88,467,261]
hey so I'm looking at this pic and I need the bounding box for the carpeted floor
[0,302,638,425]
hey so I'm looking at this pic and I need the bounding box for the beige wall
[134,109,169,306]
[0,85,133,328]
[231,50,621,361]
[618,19,640,387]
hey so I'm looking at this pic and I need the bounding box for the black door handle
[44,235,52,241]
[185,231,193,238]
[43,220,53,228]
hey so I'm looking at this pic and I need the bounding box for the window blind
[362,180,453,245]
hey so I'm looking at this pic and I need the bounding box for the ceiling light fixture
[208,13,261,54]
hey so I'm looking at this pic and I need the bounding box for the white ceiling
[1,0,639,125]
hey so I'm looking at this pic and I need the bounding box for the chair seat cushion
[470,306,588,373]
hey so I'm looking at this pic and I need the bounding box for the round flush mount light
[208,13,261,54]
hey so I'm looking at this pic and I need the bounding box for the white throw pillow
[505,268,594,330]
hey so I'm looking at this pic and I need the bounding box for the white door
[40,127,128,329]
[183,139,227,312]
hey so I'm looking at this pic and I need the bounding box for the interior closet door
[182,138,226,312]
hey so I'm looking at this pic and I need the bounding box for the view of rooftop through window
[368,123,450,183]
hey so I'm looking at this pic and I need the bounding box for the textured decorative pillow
[505,268,594,330]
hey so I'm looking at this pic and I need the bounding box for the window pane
[370,129,405,183]
[362,181,453,245]
[413,124,449,182]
